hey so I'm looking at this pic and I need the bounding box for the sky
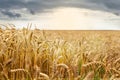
[0,0,120,30]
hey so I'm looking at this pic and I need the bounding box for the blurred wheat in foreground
[0,26,120,80]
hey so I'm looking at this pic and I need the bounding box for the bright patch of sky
[0,7,120,30]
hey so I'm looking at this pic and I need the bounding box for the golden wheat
[0,26,119,79]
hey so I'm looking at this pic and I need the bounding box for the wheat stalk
[10,69,32,80]
[39,72,50,80]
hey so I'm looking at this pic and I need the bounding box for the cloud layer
[0,0,120,18]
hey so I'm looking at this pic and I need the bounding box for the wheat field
[0,26,120,80]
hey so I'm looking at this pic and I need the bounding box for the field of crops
[0,27,120,80]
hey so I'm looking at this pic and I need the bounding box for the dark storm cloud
[82,0,120,14]
[0,0,65,18]
[1,10,21,18]
[0,0,120,18]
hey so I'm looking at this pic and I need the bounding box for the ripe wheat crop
[0,25,120,80]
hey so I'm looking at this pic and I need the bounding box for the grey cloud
[82,0,120,15]
[29,10,35,15]
[1,10,21,18]
[0,0,65,18]
[0,0,120,19]
[61,0,120,15]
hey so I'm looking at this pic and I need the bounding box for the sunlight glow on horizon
[0,7,120,30]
